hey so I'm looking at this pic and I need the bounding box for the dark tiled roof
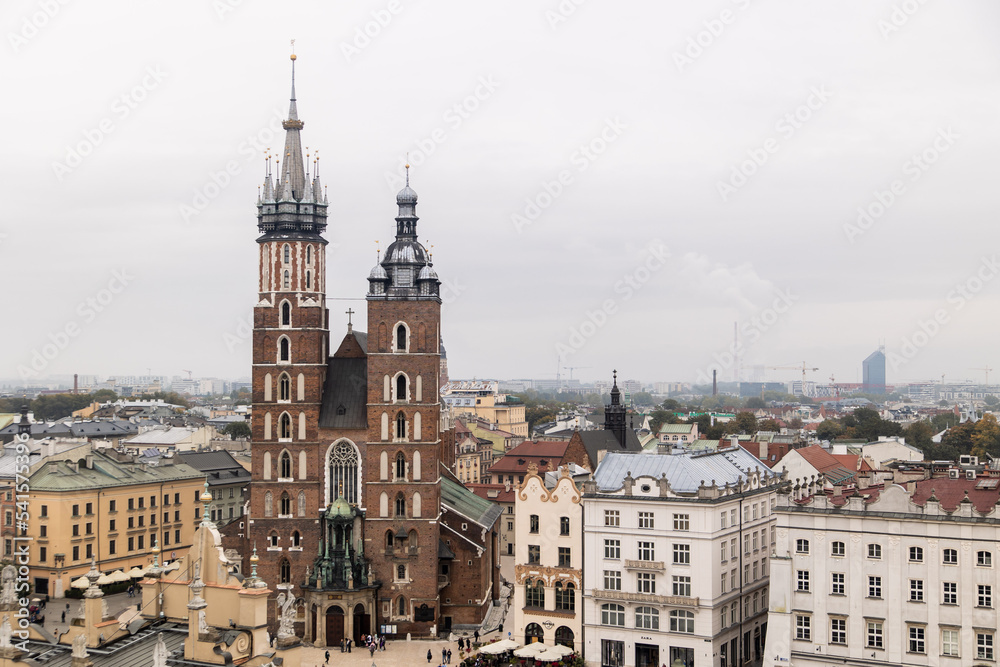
[578,428,643,466]
[318,357,368,430]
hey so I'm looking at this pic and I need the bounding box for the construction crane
[183,369,193,380]
[563,366,591,381]
[969,366,993,386]
[767,362,819,383]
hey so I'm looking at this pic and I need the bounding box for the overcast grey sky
[4,0,1000,388]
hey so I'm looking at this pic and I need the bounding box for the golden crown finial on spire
[290,39,296,60]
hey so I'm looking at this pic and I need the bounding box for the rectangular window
[604,570,621,591]
[731,569,736,590]
[174,493,180,504]
[797,570,810,592]
[744,535,750,554]
[831,541,845,557]
[638,511,654,529]
[85,543,92,558]
[529,514,539,533]
[752,532,758,551]
[138,535,144,550]
[943,547,958,564]
[978,632,994,660]
[730,508,737,526]
[637,572,656,594]
[85,522,92,534]
[730,538,737,559]
[672,575,691,597]
[72,524,79,537]
[979,584,992,607]
[85,502,92,515]
[909,579,923,602]
[558,547,571,568]
[174,529,180,543]
[164,532,170,545]
[672,513,689,531]
[72,504,79,517]
[795,539,809,554]
[720,511,727,529]
[868,576,882,598]
[908,546,923,562]
[559,517,570,536]
[979,550,993,567]
[867,621,883,649]
[38,546,46,561]
[174,510,180,522]
[831,572,845,595]
[908,626,925,654]
[138,497,144,509]
[943,581,957,604]
[752,504,758,520]
[128,498,134,511]
[604,539,620,560]
[831,618,846,644]
[795,615,811,641]
[868,543,881,559]
[720,573,727,594]
[942,629,959,657]
[721,541,727,563]
[128,537,134,551]
[72,546,79,561]
[138,516,144,527]
[528,545,540,565]
[604,510,619,527]
[672,543,690,564]
[40,505,47,518]
[128,517,134,529]
[638,542,655,561]
[39,525,47,538]
[752,561,758,581]
[770,525,775,544]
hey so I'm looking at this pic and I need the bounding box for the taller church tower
[364,168,443,635]
[249,52,331,588]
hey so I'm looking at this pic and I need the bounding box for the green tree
[971,413,1000,459]
[92,389,118,402]
[902,420,935,454]
[816,419,844,442]
[221,421,251,440]
[649,409,679,434]
[758,418,781,432]
[745,397,766,409]
[725,411,757,435]
[984,395,1000,408]
[788,417,804,429]
[941,420,976,457]
[931,413,959,432]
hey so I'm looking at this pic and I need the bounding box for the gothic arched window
[279,337,290,362]
[396,324,407,352]
[264,491,273,517]
[395,412,406,440]
[292,531,301,547]
[283,270,290,290]
[395,493,406,518]
[385,530,394,549]
[283,244,291,264]
[297,490,306,517]
[397,596,407,617]
[328,441,360,505]
[281,302,291,326]
[395,453,406,481]
[397,564,406,580]
[279,414,291,440]
[279,374,290,401]
[279,559,290,583]
[280,492,290,516]
[396,374,407,401]
[280,452,292,478]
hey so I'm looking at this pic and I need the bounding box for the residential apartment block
[764,474,1000,667]
[582,448,780,667]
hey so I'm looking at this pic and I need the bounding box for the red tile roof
[489,441,569,475]
[832,454,873,472]
[912,477,1000,513]
[466,483,516,504]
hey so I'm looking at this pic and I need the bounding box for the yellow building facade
[26,446,205,598]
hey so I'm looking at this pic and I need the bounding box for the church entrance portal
[325,606,345,646]
[353,603,370,643]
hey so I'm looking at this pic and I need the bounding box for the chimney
[74,374,78,394]
[712,370,717,396]
[759,440,768,460]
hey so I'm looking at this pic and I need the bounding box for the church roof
[318,357,367,430]
[578,428,643,468]
[440,476,503,529]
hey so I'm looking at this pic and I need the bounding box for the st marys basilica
[242,53,502,646]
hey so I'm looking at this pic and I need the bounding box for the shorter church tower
[604,371,628,447]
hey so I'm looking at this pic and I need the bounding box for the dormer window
[336,405,346,416]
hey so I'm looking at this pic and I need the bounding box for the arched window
[669,609,695,633]
[554,627,574,649]
[281,301,291,326]
[283,270,290,290]
[292,531,301,547]
[306,245,312,264]
[279,414,291,440]
[279,374,290,401]
[395,412,406,440]
[268,531,279,547]
[408,530,418,548]
[396,324,407,352]
[280,492,290,516]
[397,564,406,580]
[525,623,544,645]
[385,530,394,549]
[396,374,407,401]
[601,604,625,627]
[279,337,290,362]
[264,491,273,517]
[397,596,406,617]
[635,606,659,630]
[555,582,575,612]
[283,244,291,264]
[395,493,406,518]
[305,271,312,290]
[279,558,290,583]
[395,453,406,480]
[328,441,360,505]
[280,451,292,478]
[297,490,306,517]
[525,578,545,608]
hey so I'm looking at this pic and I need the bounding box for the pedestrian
[474,629,479,642]
[369,644,376,658]
[61,611,65,623]
[380,635,385,651]
[447,648,452,663]
[347,638,352,653]
[325,649,330,663]
[442,647,447,663]
[427,649,433,663]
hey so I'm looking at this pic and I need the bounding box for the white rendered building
[763,474,1000,667]
[582,447,781,667]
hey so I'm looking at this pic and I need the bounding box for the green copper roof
[30,451,203,491]
[440,476,502,528]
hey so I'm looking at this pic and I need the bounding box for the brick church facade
[242,54,501,646]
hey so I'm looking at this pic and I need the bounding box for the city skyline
[5,1,1000,387]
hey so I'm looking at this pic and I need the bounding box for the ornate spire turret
[605,369,628,448]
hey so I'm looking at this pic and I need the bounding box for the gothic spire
[278,48,306,201]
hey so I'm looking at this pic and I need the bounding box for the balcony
[593,589,699,607]
[624,559,664,571]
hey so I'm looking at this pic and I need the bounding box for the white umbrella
[127,567,146,578]
[514,644,550,658]
[71,576,90,589]
[110,570,130,583]
[534,650,564,662]
[493,639,520,651]
[95,573,114,586]
[480,641,518,655]
[549,645,574,656]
